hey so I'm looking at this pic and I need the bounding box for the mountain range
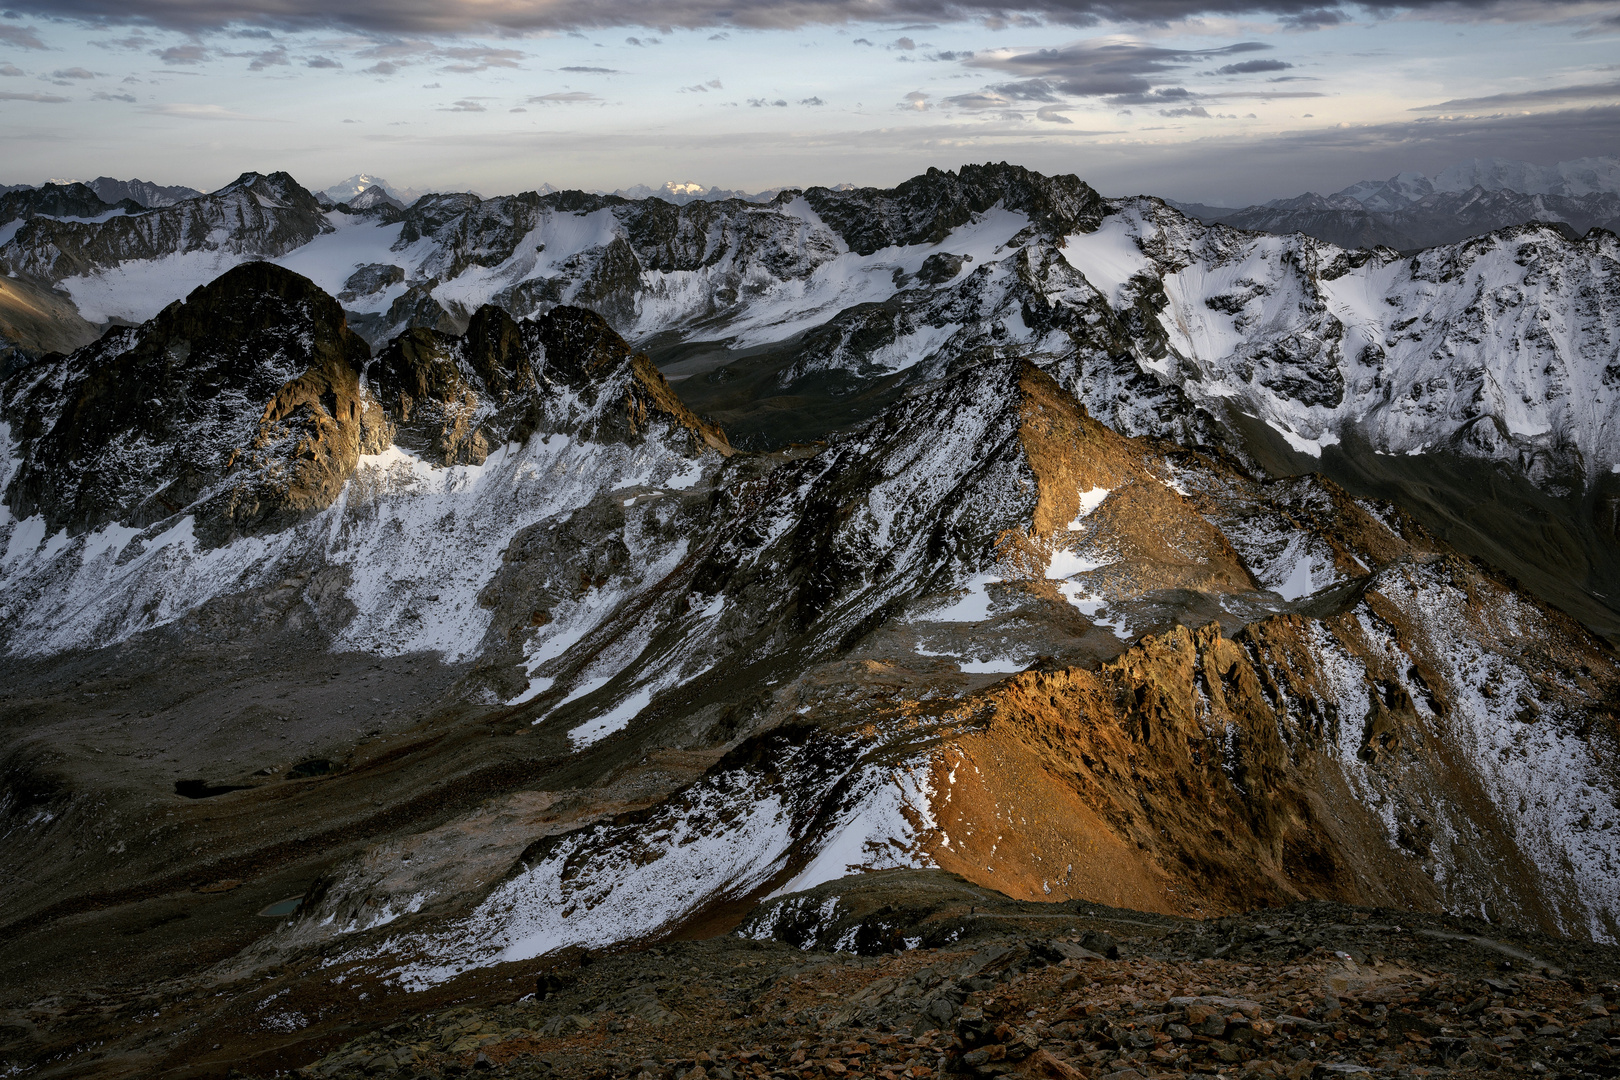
[1171,155,1620,251]
[0,161,1617,1076]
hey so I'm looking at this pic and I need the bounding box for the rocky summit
[0,163,1618,1080]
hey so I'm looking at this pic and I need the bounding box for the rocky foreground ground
[287,872,1620,1080]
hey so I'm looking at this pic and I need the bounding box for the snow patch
[1065,486,1110,530]
[568,686,653,749]
[770,761,937,897]
[1061,215,1152,306]
[919,573,1002,622]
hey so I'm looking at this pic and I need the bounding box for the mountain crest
[2,261,377,543]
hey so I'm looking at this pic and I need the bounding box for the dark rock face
[344,185,405,214]
[82,177,202,209]
[3,264,731,545]
[0,172,331,283]
[1,261,378,543]
[369,303,731,465]
[369,305,540,466]
[338,263,404,301]
[802,163,1105,255]
[0,182,125,225]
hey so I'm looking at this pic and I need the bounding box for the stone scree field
[288,872,1620,1080]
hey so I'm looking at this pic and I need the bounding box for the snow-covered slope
[3,260,1618,1022]
[1435,156,1620,199]
[1336,158,1620,208]
[1061,199,1620,484]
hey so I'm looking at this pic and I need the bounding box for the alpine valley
[1,162,1618,1079]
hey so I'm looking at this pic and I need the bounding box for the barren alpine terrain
[1,162,1618,1080]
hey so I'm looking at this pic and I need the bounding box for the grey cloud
[1107,85,1195,105]
[933,49,974,60]
[142,102,269,119]
[245,46,289,68]
[945,89,1011,108]
[985,78,1060,100]
[1201,88,1322,97]
[1036,104,1072,122]
[800,95,825,105]
[560,65,622,72]
[52,67,97,79]
[1160,104,1210,116]
[365,60,398,73]
[748,96,788,106]
[0,90,68,101]
[1214,58,1291,74]
[1574,12,1620,37]
[0,1,1565,40]
[305,54,341,66]
[438,45,524,71]
[0,63,24,76]
[528,90,599,102]
[441,98,486,111]
[93,89,137,100]
[853,37,874,45]
[1156,103,1620,201]
[93,34,152,50]
[1413,80,1620,111]
[709,31,729,38]
[893,36,916,48]
[968,38,1271,99]
[154,44,211,64]
[0,25,46,50]
[1278,6,1343,27]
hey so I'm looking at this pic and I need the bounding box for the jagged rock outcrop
[370,303,729,466]
[0,172,331,283]
[0,181,128,226]
[1,261,380,543]
[801,162,1104,255]
[82,177,202,209]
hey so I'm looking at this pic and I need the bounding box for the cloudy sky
[1,0,1617,205]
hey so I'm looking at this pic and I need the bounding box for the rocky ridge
[2,261,380,544]
[3,265,1617,970]
[274,874,1620,1080]
[0,171,331,288]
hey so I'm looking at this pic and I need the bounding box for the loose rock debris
[293,899,1620,1080]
